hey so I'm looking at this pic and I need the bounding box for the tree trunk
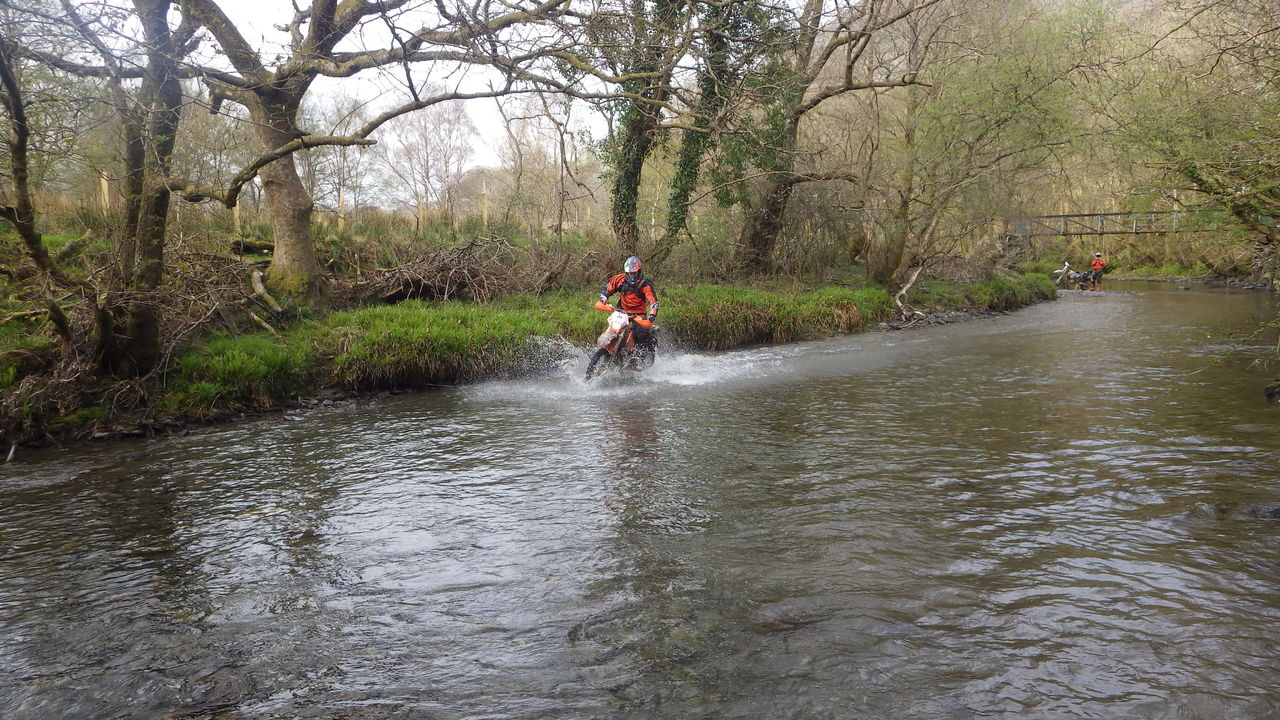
[253,111,326,301]
[653,3,732,266]
[869,91,920,290]
[652,125,710,265]
[736,92,805,273]
[609,98,663,255]
[869,206,910,289]
[605,0,684,256]
[120,185,170,375]
[737,177,797,273]
[117,0,183,376]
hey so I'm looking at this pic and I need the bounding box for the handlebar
[594,300,653,328]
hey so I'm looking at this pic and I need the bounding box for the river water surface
[2,281,1279,719]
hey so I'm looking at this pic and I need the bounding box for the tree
[374,95,477,232]
[653,0,775,265]
[719,0,940,273]
[154,0,572,300]
[852,0,1094,291]
[1126,0,1280,259]
[1,0,195,376]
[594,0,693,254]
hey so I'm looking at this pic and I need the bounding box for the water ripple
[2,284,1279,718]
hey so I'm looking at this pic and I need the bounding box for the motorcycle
[584,300,655,381]
[1053,261,1098,290]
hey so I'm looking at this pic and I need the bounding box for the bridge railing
[1016,211,1182,237]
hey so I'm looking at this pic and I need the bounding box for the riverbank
[1,274,1056,452]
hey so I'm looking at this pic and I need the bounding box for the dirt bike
[1053,261,1099,290]
[584,300,655,381]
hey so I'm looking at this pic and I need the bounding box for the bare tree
[727,0,940,273]
[850,0,1094,292]
[1146,0,1280,252]
[2,0,196,376]
[165,0,575,300]
[374,94,477,233]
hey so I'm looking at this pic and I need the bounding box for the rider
[600,256,659,367]
[1089,252,1107,290]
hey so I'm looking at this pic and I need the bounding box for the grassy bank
[162,284,897,417]
[162,275,1053,418]
[4,274,1055,440]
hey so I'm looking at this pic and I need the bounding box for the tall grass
[962,274,1057,311]
[166,334,310,415]
[319,302,559,388]
[661,285,892,349]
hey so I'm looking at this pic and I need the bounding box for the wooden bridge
[1014,211,1184,237]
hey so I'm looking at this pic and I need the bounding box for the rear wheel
[584,348,610,381]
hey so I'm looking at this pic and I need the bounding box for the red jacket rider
[600,256,659,321]
[600,256,659,363]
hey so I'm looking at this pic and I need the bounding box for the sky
[209,0,604,170]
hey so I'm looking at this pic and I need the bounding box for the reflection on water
[2,282,1279,719]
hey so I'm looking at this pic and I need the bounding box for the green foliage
[660,284,892,349]
[908,277,969,309]
[1092,0,1280,258]
[169,334,310,413]
[45,404,110,433]
[963,274,1057,311]
[0,318,54,387]
[317,301,556,389]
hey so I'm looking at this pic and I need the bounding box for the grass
[164,333,311,415]
[0,302,55,389]
[319,302,557,388]
[660,284,892,349]
[962,274,1057,311]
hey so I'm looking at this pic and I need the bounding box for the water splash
[466,340,801,404]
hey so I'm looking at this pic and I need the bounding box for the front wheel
[584,348,611,381]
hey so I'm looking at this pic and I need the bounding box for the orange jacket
[1090,257,1106,271]
[601,273,658,317]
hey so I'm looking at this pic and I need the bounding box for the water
[2,282,1278,719]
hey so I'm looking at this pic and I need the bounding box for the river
[2,281,1278,719]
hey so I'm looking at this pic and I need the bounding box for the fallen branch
[251,270,284,313]
[0,309,48,324]
[894,265,927,321]
[243,308,279,336]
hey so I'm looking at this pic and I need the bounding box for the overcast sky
[208,0,603,170]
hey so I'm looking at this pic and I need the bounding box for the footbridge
[1014,211,1185,238]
